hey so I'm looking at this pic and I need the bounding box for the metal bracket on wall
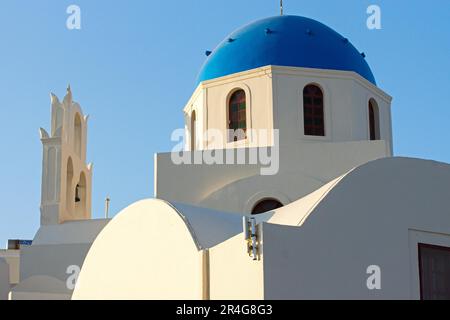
[243,217,258,261]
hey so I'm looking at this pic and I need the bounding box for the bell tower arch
[39,86,92,225]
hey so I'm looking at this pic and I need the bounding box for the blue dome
[197,15,376,85]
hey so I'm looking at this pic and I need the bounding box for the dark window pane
[303,85,324,137]
[369,101,379,141]
[419,244,450,300]
[229,90,247,140]
[314,118,323,125]
[313,108,322,116]
[314,98,323,105]
[252,199,283,215]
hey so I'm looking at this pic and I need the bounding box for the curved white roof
[168,201,244,249]
[268,157,450,228]
[73,199,245,299]
[268,172,350,226]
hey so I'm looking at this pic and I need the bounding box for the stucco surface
[0,258,9,300]
[263,157,450,299]
[73,199,206,299]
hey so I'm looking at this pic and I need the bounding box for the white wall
[272,66,392,151]
[262,157,450,299]
[184,67,275,150]
[156,141,389,213]
[20,244,92,287]
[183,66,392,151]
[73,199,204,300]
[0,250,20,285]
[161,66,392,214]
[69,157,450,300]
[209,232,264,300]
[184,87,205,150]
[0,258,10,300]
[9,275,71,300]
[15,219,109,300]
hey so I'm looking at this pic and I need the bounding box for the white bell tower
[39,86,92,225]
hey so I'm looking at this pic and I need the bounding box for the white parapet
[0,257,10,300]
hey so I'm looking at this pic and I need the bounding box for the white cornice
[193,65,392,104]
[270,65,392,103]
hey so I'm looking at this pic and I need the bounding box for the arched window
[303,84,325,136]
[190,111,196,151]
[74,113,82,157]
[228,89,247,142]
[75,184,81,202]
[368,99,380,141]
[252,198,283,215]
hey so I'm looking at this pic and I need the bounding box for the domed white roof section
[73,199,245,299]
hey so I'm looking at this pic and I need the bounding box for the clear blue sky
[0,0,449,245]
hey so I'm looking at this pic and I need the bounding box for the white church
[1,14,450,300]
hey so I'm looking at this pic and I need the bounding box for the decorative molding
[63,84,72,107]
[39,128,49,139]
[50,93,60,106]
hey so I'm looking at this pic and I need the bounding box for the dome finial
[280,0,284,16]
